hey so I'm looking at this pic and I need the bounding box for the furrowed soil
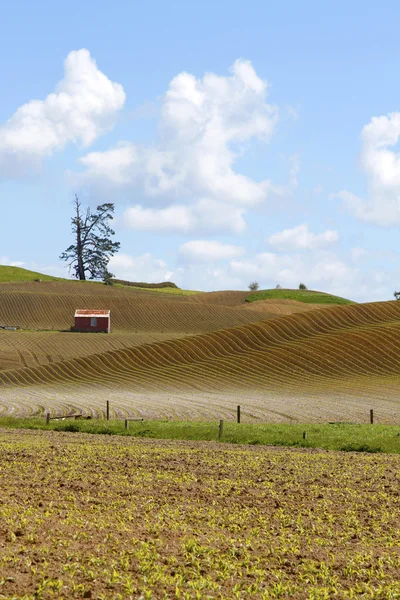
[1,429,400,599]
[3,281,400,422]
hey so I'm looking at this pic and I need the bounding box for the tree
[60,195,120,281]
[394,291,400,300]
[299,283,307,290]
[102,269,115,286]
[248,281,259,291]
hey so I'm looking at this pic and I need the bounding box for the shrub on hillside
[248,281,259,292]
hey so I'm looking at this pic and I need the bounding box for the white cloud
[72,59,290,234]
[179,240,245,262]
[109,253,174,283]
[338,111,400,225]
[0,257,25,267]
[267,224,338,250]
[0,49,125,177]
[123,199,247,234]
[229,251,368,300]
[351,247,368,261]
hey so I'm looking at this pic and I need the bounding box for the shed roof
[75,310,110,318]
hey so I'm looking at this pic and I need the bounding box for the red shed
[74,310,111,333]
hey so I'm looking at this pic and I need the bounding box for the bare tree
[60,195,120,281]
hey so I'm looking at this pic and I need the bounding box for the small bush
[248,281,259,292]
[299,283,308,290]
[54,423,80,433]
[340,444,382,453]
[102,269,114,286]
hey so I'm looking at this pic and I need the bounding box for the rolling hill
[0,284,400,422]
[1,267,398,424]
[245,288,354,305]
[0,265,63,283]
[0,281,269,333]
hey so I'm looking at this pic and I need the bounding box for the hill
[2,300,400,422]
[0,281,272,333]
[0,265,63,283]
[245,288,354,305]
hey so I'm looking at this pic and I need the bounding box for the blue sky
[2,0,400,301]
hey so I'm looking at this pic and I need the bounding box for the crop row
[0,331,188,372]
[2,430,400,598]
[0,283,266,332]
[2,301,400,420]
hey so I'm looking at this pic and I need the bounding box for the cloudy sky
[2,0,400,301]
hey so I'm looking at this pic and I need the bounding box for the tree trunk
[75,197,86,280]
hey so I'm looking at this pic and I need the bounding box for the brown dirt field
[1,429,400,598]
[2,301,400,416]
[0,331,189,372]
[188,290,250,306]
[0,281,269,332]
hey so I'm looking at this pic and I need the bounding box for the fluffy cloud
[72,59,288,233]
[337,112,400,225]
[0,257,25,267]
[0,49,125,177]
[179,240,245,262]
[267,224,338,251]
[229,251,383,301]
[351,247,368,262]
[109,253,175,283]
[123,199,246,234]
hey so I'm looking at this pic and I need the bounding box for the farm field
[2,272,400,423]
[0,281,271,332]
[2,428,400,599]
[3,299,400,422]
[0,331,189,372]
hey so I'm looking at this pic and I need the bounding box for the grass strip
[1,418,400,453]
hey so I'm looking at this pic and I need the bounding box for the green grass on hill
[245,288,354,305]
[0,265,200,294]
[0,418,398,453]
[0,265,64,283]
[115,285,201,296]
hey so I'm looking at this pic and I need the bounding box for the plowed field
[2,298,400,422]
[0,331,189,371]
[0,282,271,332]
[2,429,400,599]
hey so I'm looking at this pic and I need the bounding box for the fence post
[370,409,374,424]
[303,431,307,440]
[237,405,241,424]
[125,419,128,430]
[46,413,50,425]
[106,400,110,421]
[218,419,224,441]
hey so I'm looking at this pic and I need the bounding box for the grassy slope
[0,265,63,282]
[0,264,201,295]
[115,285,201,296]
[246,288,354,304]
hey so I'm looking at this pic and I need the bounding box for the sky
[2,0,400,301]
